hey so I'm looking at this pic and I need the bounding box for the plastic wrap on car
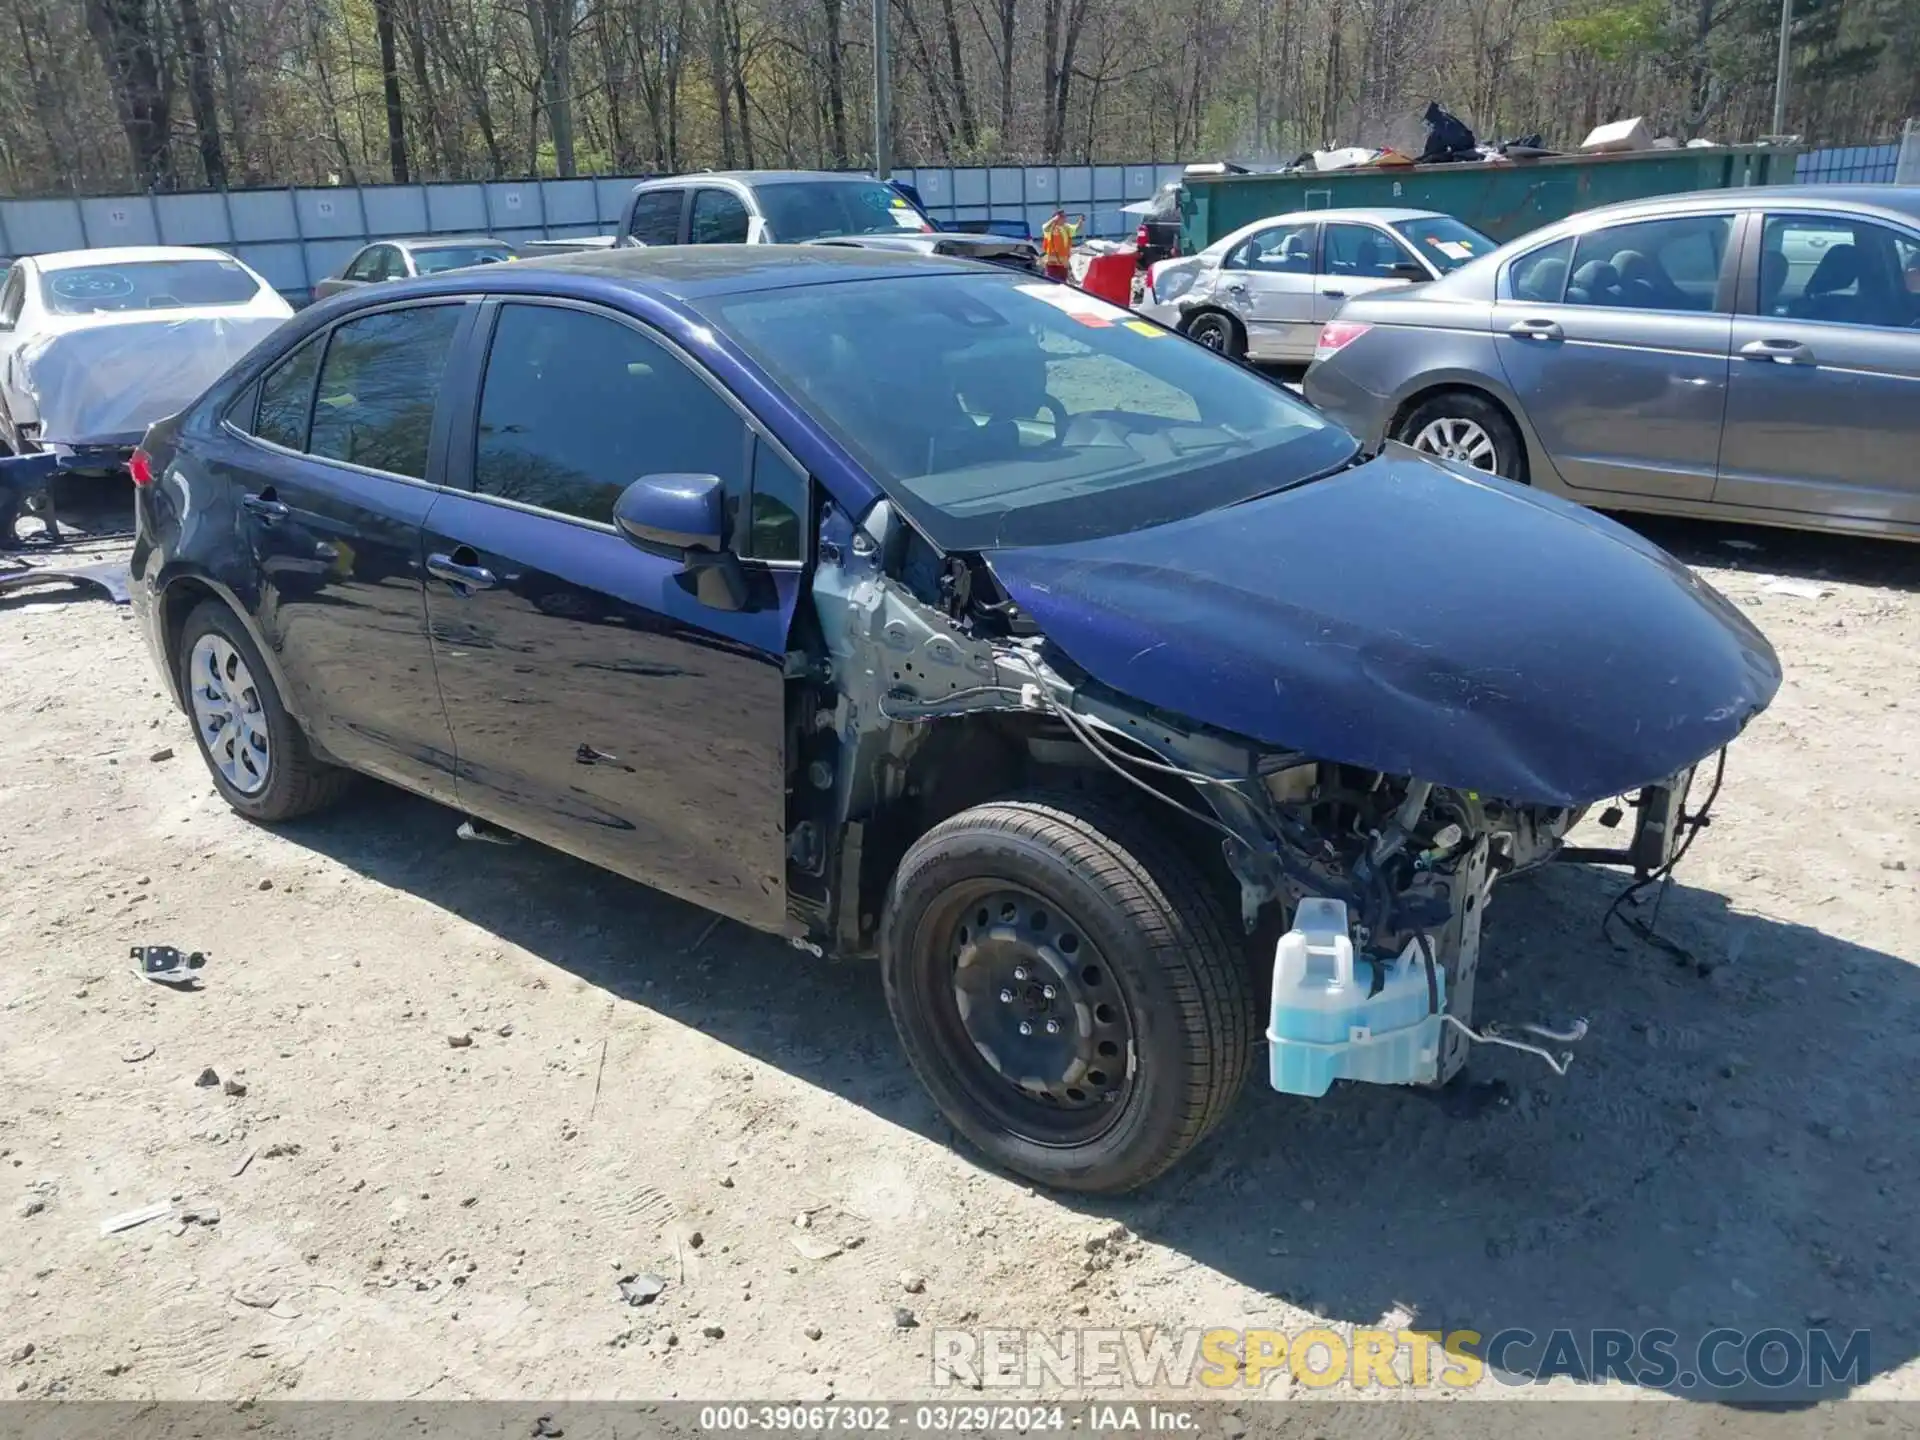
[17,314,289,445]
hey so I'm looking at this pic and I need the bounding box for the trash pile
[1250,102,1722,175]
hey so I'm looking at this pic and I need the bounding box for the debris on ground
[616,1273,666,1307]
[791,1235,842,1262]
[223,1077,247,1097]
[892,1307,919,1330]
[16,1196,45,1219]
[99,1201,173,1237]
[1764,578,1831,599]
[120,1044,155,1064]
[195,1067,220,1088]
[131,946,207,988]
[447,1031,473,1049]
[899,1272,926,1294]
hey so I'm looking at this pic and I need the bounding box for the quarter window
[748,439,806,561]
[308,305,461,479]
[690,189,752,245]
[1760,214,1920,329]
[472,303,747,537]
[1565,214,1732,313]
[251,334,325,450]
[345,248,385,282]
[1507,237,1574,303]
[628,189,683,246]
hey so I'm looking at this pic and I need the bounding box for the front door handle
[1225,282,1247,295]
[1739,338,1815,365]
[1323,288,1347,300]
[427,551,499,592]
[1507,318,1564,341]
[242,492,288,521]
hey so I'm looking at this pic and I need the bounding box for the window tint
[309,305,461,478]
[1322,223,1406,279]
[748,439,806,561]
[39,259,262,314]
[1566,214,1731,313]
[1225,223,1314,274]
[628,189,683,246]
[690,189,751,244]
[251,335,325,450]
[1760,214,1920,328]
[473,304,747,533]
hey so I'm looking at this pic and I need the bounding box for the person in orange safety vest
[1040,208,1083,282]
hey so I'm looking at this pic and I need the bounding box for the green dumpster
[1179,145,1800,252]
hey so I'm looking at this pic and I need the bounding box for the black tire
[1183,310,1245,361]
[1394,390,1528,482]
[881,793,1254,1194]
[176,600,351,822]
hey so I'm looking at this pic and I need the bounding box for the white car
[0,245,292,454]
[1138,207,1495,363]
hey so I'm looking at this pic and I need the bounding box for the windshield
[698,272,1356,550]
[1391,216,1496,273]
[40,259,262,315]
[413,244,514,274]
[753,180,932,244]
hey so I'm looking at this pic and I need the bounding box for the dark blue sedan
[130,246,1779,1192]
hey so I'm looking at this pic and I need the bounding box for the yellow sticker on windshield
[1124,320,1163,337]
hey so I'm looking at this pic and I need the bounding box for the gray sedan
[1303,185,1920,542]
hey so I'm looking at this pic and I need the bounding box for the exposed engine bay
[787,497,1707,1092]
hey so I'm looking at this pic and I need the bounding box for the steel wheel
[934,882,1137,1147]
[187,633,271,796]
[1412,415,1499,471]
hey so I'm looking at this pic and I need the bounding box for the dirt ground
[0,515,1916,1407]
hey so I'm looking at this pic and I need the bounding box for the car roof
[32,245,242,271]
[635,170,883,189]
[384,235,515,251]
[1568,183,1920,226]
[465,241,969,299]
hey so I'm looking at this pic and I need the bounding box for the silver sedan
[1137,207,1495,363]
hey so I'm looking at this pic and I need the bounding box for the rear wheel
[881,793,1253,1194]
[1395,391,1527,482]
[1183,310,1245,361]
[176,600,351,822]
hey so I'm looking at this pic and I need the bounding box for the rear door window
[1564,214,1733,313]
[690,189,752,244]
[1225,223,1315,273]
[250,334,326,450]
[1760,213,1920,328]
[470,302,749,537]
[628,189,684,246]
[308,305,462,479]
[345,248,385,282]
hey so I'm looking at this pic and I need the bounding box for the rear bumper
[1301,361,1392,450]
[127,504,177,707]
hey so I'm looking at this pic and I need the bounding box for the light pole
[873,0,892,178]
[1771,0,1792,136]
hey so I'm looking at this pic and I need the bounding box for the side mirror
[612,473,746,611]
[614,472,725,553]
[1389,262,1429,282]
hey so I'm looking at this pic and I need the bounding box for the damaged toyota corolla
[130,247,1781,1193]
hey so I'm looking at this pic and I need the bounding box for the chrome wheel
[187,634,271,795]
[1412,416,1499,471]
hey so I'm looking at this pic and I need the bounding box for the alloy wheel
[187,633,271,795]
[1412,416,1499,471]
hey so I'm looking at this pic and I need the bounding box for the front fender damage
[798,499,1648,1087]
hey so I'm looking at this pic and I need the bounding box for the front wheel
[1182,311,1245,361]
[880,794,1253,1194]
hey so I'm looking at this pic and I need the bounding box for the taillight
[1313,320,1373,364]
[1136,223,1150,250]
[129,448,155,487]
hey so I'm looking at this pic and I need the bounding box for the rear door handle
[1739,338,1815,365]
[1507,318,1564,341]
[427,551,498,592]
[242,492,288,521]
[1225,282,1247,294]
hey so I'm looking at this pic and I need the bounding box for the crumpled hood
[985,450,1781,807]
